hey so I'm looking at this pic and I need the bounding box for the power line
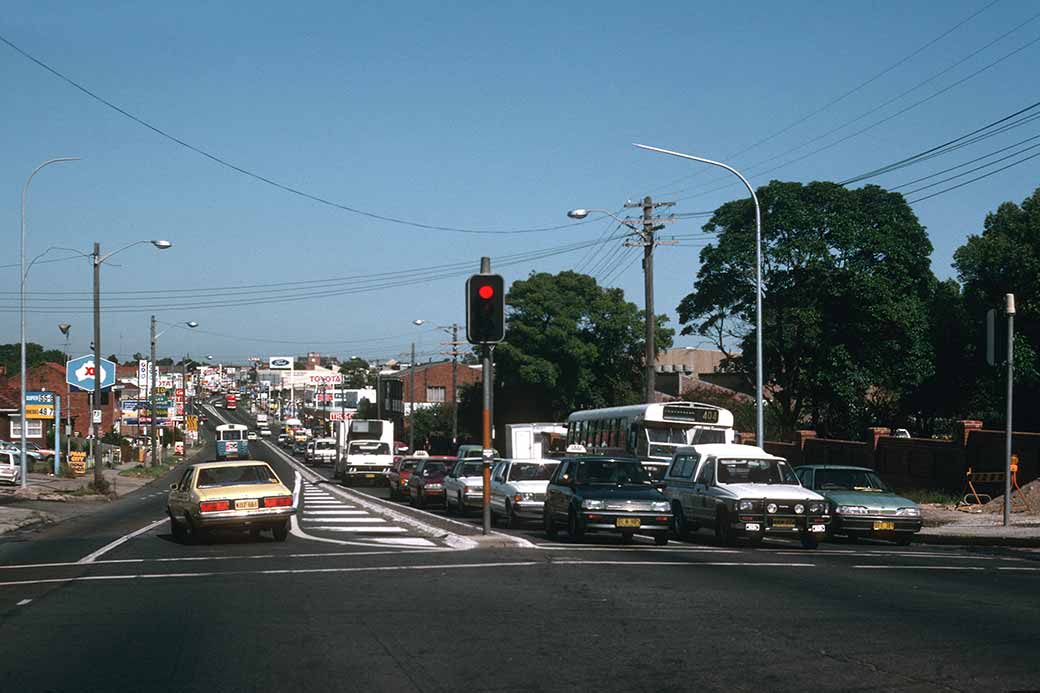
[671,18,1040,203]
[907,148,1040,202]
[892,137,1040,193]
[642,0,1003,197]
[0,33,594,237]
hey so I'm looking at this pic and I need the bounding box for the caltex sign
[66,355,116,391]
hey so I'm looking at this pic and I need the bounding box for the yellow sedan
[167,461,295,543]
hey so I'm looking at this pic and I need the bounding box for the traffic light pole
[479,256,493,536]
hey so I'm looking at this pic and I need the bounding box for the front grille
[605,500,655,512]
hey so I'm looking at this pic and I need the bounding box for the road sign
[92,409,102,424]
[25,391,57,419]
[269,357,292,370]
[66,355,116,391]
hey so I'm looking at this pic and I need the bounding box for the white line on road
[852,565,987,571]
[306,526,409,533]
[303,510,373,516]
[76,517,168,564]
[302,517,386,523]
[17,598,31,606]
[550,560,816,568]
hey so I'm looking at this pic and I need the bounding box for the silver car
[490,458,559,528]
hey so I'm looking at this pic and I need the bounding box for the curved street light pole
[20,157,79,487]
[633,144,765,448]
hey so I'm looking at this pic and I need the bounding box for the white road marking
[997,567,1040,572]
[304,510,376,517]
[17,598,31,606]
[550,560,816,568]
[76,517,168,564]
[306,526,409,533]
[853,565,986,571]
[534,545,741,553]
[302,517,385,524]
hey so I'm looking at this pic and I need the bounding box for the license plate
[235,499,259,510]
[873,520,895,531]
[616,517,641,528]
[365,474,376,479]
[771,519,796,529]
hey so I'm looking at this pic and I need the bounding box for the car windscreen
[220,430,243,441]
[402,460,420,471]
[196,465,278,488]
[814,468,888,492]
[420,463,447,476]
[316,441,335,450]
[350,442,390,455]
[575,459,649,485]
[508,462,558,481]
[460,462,484,477]
[717,458,799,485]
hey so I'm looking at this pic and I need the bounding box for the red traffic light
[478,284,495,300]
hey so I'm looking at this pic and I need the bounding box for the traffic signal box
[466,274,504,344]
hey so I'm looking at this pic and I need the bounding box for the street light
[633,143,765,448]
[19,157,79,487]
[150,318,197,466]
[87,239,172,486]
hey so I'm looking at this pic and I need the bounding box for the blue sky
[3,1,1038,365]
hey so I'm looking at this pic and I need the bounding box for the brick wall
[0,362,121,439]
[391,361,481,404]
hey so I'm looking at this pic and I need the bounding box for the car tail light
[263,495,293,508]
[199,500,230,513]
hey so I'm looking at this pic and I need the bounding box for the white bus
[566,402,735,479]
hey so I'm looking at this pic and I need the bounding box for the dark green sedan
[794,465,923,545]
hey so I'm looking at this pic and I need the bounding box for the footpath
[0,446,206,537]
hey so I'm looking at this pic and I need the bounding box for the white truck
[504,423,568,459]
[256,412,269,427]
[334,419,395,485]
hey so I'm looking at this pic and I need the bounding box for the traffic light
[466,274,505,344]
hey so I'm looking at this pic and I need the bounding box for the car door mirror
[170,483,178,491]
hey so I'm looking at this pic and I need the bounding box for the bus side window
[635,426,648,457]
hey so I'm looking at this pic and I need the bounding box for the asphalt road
[2,407,1038,691]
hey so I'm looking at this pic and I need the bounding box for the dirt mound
[980,477,1040,514]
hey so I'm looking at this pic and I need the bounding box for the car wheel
[445,493,456,515]
[272,521,289,542]
[567,507,585,542]
[409,491,417,507]
[714,508,737,546]
[169,513,187,543]
[800,532,819,550]
[417,490,426,509]
[506,500,521,529]
[620,532,634,544]
[389,485,398,501]
[895,535,913,546]
[747,534,764,547]
[543,508,558,539]
[185,514,209,545]
[456,493,466,517]
[672,502,690,539]
[654,533,669,546]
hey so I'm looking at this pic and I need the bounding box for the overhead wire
[906,148,1040,202]
[0,33,594,237]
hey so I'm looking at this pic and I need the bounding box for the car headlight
[738,500,759,511]
[896,507,920,517]
[836,505,869,515]
[651,501,671,512]
[766,503,778,513]
[794,504,805,514]
[582,499,606,510]
[808,502,827,514]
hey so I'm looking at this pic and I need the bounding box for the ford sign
[269,356,293,370]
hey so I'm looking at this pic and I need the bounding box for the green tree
[678,181,935,439]
[356,397,374,419]
[494,271,673,423]
[156,357,174,367]
[0,343,66,375]
[106,354,120,365]
[407,404,456,454]
[954,186,1040,429]
[339,357,373,388]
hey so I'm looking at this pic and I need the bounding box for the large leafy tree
[493,271,673,423]
[677,181,935,439]
[954,186,1040,429]
[0,342,66,375]
[339,357,374,388]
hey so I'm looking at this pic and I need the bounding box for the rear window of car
[402,461,419,471]
[196,465,279,488]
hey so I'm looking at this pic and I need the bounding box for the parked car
[794,465,922,545]
[409,458,452,509]
[0,441,42,463]
[0,450,21,485]
[543,455,671,545]
[662,444,830,549]
[445,458,491,515]
[166,461,295,543]
[454,444,499,460]
[490,458,559,528]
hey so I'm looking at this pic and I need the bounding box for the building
[0,362,122,441]
[388,360,482,407]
